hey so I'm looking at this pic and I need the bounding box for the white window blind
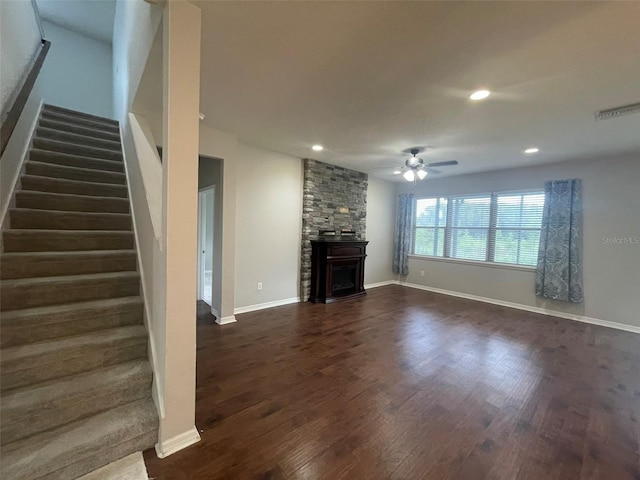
[414,197,447,257]
[491,192,545,266]
[448,195,492,261]
[413,191,545,267]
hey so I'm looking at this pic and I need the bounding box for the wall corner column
[156,0,201,457]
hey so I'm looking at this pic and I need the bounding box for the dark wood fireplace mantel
[308,240,368,303]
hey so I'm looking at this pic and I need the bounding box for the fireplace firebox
[308,240,368,303]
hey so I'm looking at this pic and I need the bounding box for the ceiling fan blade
[425,167,441,175]
[424,160,459,167]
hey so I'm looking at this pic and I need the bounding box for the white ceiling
[36,0,115,44]
[29,1,640,179]
[187,1,640,181]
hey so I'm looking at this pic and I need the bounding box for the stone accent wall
[301,159,368,300]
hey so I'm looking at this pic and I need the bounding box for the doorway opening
[197,186,215,306]
[197,155,223,319]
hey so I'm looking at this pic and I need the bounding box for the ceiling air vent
[595,102,640,121]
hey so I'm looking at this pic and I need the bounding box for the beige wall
[364,177,396,286]
[396,154,640,329]
[234,143,303,309]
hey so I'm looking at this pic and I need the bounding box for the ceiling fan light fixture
[403,169,415,182]
[470,89,491,101]
[417,169,428,180]
[393,169,402,175]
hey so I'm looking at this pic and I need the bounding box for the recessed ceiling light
[469,89,491,101]
[393,169,402,175]
[524,147,539,154]
[312,145,324,152]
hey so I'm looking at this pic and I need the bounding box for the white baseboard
[364,280,396,289]
[398,281,640,334]
[210,306,219,318]
[234,297,300,315]
[215,315,237,325]
[155,427,201,458]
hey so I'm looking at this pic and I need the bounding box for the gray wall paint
[0,0,41,115]
[365,177,395,285]
[396,154,640,329]
[234,143,303,308]
[198,156,223,315]
[39,21,113,118]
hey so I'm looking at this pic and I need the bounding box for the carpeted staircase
[0,104,158,480]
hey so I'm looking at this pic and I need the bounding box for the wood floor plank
[144,286,640,479]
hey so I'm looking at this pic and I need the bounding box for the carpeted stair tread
[0,397,157,480]
[0,296,143,348]
[40,109,120,135]
[9,208,131,231]
[36,127,121,152]
[43,104,119,127]
[2,229,134,252]
[1,271,140,311]
[0,324,148,392]
[0,360,152,444]
[33,138,122,162]
[15,191,129,214]
[39,118,121,143]
[25,161,126,185]
[29,149,124,172]
[21,174,128,197]
[1,249,137,279]
[0,104,157,478]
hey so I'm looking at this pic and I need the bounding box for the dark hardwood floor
[144,285,640,479]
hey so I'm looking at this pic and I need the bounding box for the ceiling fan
[397,148,459,182]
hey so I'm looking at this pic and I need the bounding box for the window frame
[411,189,544,269]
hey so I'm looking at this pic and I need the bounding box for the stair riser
[37,127,121,152]
[30,149,124,173]
[39,118,121,142]
[41,110,119,134]
[1,371,151,444]
[1,253,137,280]
[1,307,142,348]
[9,209,132,231]
[1,278,140,311]
[33,138,123,162]
[25,162,126,185]
[0,341,148,392]
[2,231,134,252]
[15,192,129,214]
[21,175,128,197]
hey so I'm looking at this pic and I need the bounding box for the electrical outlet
[257,282,263,291]
[420,270,425,277]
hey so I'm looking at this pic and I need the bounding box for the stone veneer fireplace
[300,159,368,300]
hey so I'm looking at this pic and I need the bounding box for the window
[413,191,545,267]
[449,195,491,261]
[414,198,447,256]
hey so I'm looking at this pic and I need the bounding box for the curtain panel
[393,193,414,275]
[535,179,584,302]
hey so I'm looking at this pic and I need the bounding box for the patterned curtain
[393,193,414,275]
[535,179,583,302]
